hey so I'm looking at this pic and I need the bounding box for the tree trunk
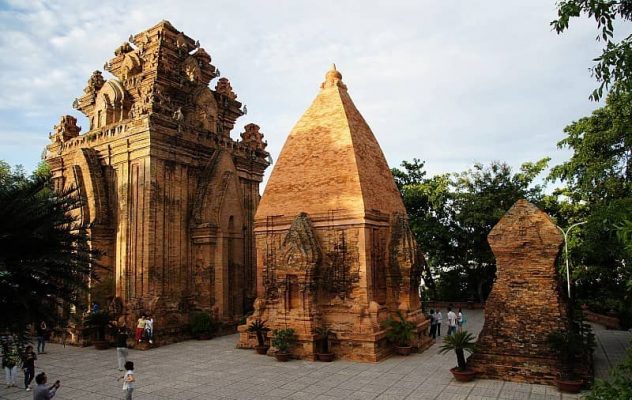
[456,348,467,371]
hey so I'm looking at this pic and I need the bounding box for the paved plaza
[1,310,629,400]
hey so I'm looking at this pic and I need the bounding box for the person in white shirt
[447,307,457,336]
[118,361,135,400]
[436,310,443,336]
[144,316,154,344]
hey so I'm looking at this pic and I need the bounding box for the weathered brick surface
[238,67,430,361]
[467,199,569,384]
[45,21,269,343]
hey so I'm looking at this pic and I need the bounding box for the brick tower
[238,66,430,361]
[45,21,269,342]
[467,199,572,383]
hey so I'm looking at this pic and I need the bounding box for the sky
[0,0,624,188]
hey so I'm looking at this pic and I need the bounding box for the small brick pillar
[467,199,569,384]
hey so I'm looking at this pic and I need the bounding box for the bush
[271,328,296,353]
[383,311,416,347]
[189,312,216,338]
[585,342,632,399]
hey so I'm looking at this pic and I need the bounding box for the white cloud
[0,0,626,188]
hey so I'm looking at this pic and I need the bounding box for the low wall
[582,308,622,330]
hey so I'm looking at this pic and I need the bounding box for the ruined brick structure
[45,21,269,342]
[467,199,571,383]
[238,66,430,361]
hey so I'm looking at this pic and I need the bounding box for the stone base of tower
[237,308,431,362]
[466,352,562,385]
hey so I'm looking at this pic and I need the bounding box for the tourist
[144,315,154,344]
[36,321,47,354]
[2,334,20,388]
[22,345,37,391]
[135,315,146,343]
[429,309,437,340]
[32,372,60,400]
[457,308,465,332]
[115,327,128,371]
[436,310,443,336]
[447,307,457,336]
[118,361,136,400]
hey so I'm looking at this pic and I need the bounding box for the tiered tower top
[256,65,405,220]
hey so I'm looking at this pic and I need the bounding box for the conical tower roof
[256,65,405,220]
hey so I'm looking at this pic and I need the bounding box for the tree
[552,0,632,100]
[549,88,632,325]
[0,163,100,336]
[393,159,549,302]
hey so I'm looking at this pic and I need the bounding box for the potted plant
[314,326,336,362]
[383,311,416,355]
[190,312,216,340]
[547,329,590,393]
[438,330,477,382]
[247,319,270,354]
[271,328,296,361]
[84,310,112,350]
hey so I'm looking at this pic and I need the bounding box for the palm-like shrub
[314,326,336,353]
[438,331,477,371]
[383,311,416,347]
[247,319,270,347]
[0,163,101,337]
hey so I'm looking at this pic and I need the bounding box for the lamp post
[556,221,587,298]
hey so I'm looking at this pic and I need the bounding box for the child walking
[22,345,37,391]
[118,361,135,400]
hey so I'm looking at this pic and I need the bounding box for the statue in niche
[182,57,201,83]
[192,88,218,131]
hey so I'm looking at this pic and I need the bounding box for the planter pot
[395,345,413,356]
[275,352,291,362]
[255,345,269,355]
[450,367,476,382]
[316,352,335,362]
[555,378,583,393]
[196,334,212,340]
[93,340,110,350]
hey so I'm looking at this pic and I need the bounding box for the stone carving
[467,199,575,384]
[238,66,429,361]
[215,77,237,100]
[240,123,267,150]
[50,115,81,143]
[46,21,270,345]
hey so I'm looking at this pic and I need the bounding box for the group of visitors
[135,314,154,344]
[428,306,466,340]
[2,321,63,399]
[2,315,143,399]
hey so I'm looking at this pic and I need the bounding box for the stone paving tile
[0,309,627,400]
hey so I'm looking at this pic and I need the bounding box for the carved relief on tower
[92,80,129,129]
[189,87,218,131]
[84,71,105,96]
[121,52,142,80]
[279,213,322,278]
[182,56,201,83]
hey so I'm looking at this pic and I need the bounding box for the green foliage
[393,158,549,302]
[84,310,112,340]
[548,89,632,327]
[383,311,416,347]
[552,0,632,101]
[189,312,216,337]
[547,319,595,379]
[0,162,101,336]
[247,319,270,347]
[438,330,477,371]
[271,328,296,353]
[585,341,632,399]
